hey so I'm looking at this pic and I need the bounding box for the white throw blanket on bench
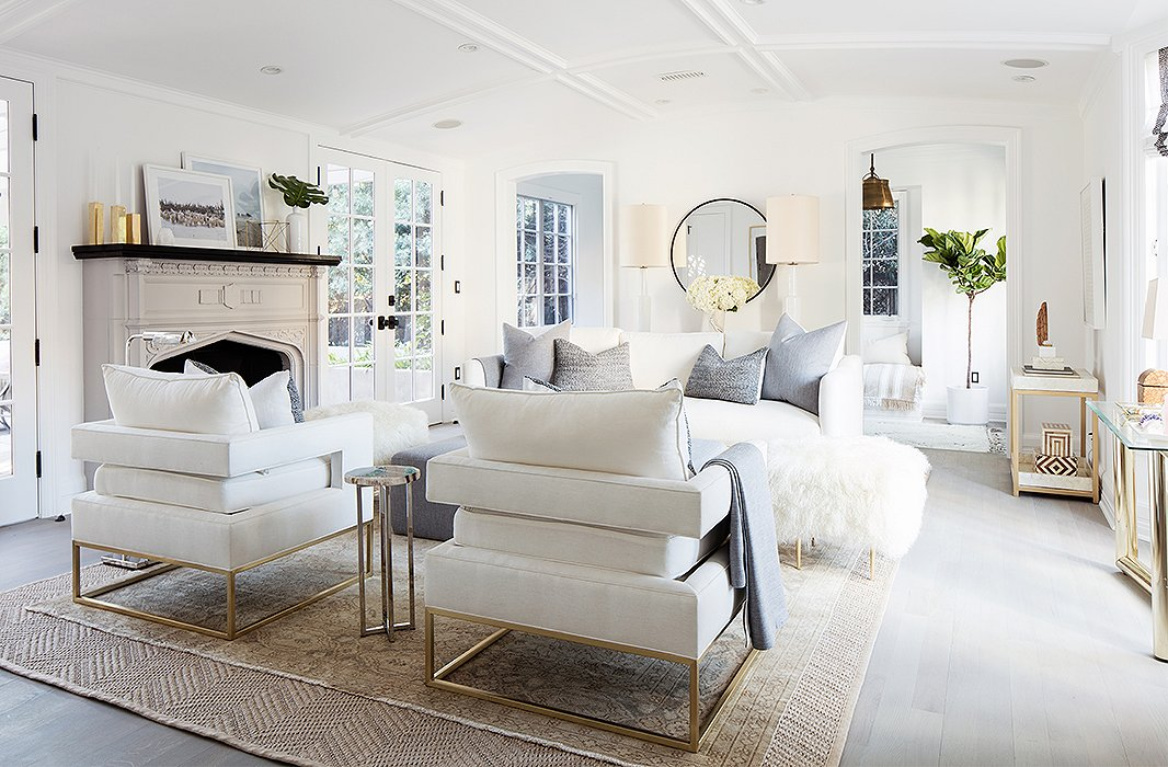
[863,363,925,412]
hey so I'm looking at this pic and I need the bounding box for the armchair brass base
[73,522,373,641]
[424,607,759,753]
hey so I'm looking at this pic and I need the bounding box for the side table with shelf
[1009,367,1100,503]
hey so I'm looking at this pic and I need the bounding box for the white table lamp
[621,204,669,331]
[766,195,820,320]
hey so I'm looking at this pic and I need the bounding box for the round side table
[344,465,418,641]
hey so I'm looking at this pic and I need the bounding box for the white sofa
[466,326,863,441]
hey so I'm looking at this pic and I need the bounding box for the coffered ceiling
[0,0,1164,156]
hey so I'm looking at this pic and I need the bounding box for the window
[516,195,574,327]
[862,203,900,317]
[324,164,376,403]
[393,178,436,403]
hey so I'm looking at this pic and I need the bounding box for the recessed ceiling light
[1002,58,1048,69]
[433,119,463,129]
[655,99,672,105]
[751,87,769,94]
[259,65,283,75]
[1012,75,1036,83]
[457,43,479,53]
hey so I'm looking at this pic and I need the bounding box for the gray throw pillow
[551,339,635,391]
[500,320,571,390]
[761,314,846,415]
[684,344,768,405]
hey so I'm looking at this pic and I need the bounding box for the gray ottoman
[389,436,466,540]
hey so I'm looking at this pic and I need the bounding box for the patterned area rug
[1,534,897,767]
[865,419,1007,455]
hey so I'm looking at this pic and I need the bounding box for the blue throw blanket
[703,443,788,650]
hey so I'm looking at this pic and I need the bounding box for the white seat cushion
[71,487,358,571]
[684,397,820,444]
[94,458,330,514]
[622,332,723,389]
[427,448,730,538]
[453,507,728,579]
[425,540,742,659]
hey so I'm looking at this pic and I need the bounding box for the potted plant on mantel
[919,228,1007,425]
[269,173,328,253]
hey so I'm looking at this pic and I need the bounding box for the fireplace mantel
[72,243,341,267]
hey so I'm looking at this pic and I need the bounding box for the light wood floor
[1,449,1165,766]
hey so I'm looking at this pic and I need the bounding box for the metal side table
[345,466,418,641]
[1089,401,1168,661]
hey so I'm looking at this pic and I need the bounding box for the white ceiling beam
[756,32,1112,52]
[673,0,810,100]
[386,0,658,124]
[342,75,547,137]
[0,0,82,44]
[567,42,735,74]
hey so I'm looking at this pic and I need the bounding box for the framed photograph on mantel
[143,165,237,249]
[182,154,265,249]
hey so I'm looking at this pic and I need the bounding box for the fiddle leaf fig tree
[919,228,1007,389]
[268,173,329,209]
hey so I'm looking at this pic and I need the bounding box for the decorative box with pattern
[1041,422,1072,457]
[1034,454,1078,476]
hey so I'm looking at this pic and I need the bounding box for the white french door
[318,148,443,422]
[0,77,36,524]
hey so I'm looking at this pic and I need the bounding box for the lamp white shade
[766,195,820,265]
[1144,278,1168,340]
[620,204,669,268]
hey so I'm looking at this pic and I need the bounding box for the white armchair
[70,412,373,639]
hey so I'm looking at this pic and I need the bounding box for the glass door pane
[391,169,440,421]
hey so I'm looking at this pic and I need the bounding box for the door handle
[377,315,399,331]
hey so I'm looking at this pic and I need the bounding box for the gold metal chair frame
[424,606,759,753]
[72,519,375,641]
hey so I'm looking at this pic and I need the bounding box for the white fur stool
[305,400,429,465]
[767,436,930,576]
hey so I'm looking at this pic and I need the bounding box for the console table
[1089,401,1168,661]
[1009,367,1099,502]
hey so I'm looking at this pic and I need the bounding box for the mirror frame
[669,197,773,303]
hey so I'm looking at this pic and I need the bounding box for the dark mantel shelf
[71,243,341,267]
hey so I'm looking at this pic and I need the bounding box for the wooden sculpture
[1037,302,1050,347]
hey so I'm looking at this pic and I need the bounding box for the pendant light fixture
[862,153,895,210]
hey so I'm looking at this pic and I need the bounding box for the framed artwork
[749,224,774,286]
[143,165,236,249]
[183,154,265,248]
[1080,177,1105,329]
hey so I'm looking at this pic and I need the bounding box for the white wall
[0,50,465,522]
[459,99,1087,419]
[870,144,1008,420]
[515,173,605,326]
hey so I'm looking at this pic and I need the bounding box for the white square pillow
[450,383,691,481]
[102,364,259,435]
[863,332,912,366]
[183,361,295,430]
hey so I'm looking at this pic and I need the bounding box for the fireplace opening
[150,339,290,386]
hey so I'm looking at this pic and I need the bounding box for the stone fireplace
[80,251,330,422]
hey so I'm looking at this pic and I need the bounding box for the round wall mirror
[670,198,774,301]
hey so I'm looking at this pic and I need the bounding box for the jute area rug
[1,534,896,767]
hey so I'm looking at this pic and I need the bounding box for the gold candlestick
[125,213,142,244]
[87,202,104,245]
[110,205,126,244]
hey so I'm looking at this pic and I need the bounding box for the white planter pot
[947,385,989,425]
[285,210,306,253]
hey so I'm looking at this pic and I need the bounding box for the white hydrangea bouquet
[686,275,760,331]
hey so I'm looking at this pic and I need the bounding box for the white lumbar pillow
[182,361,295,430]
[450,383,692,481]
[863,332,912,366]
[102,364,260,435]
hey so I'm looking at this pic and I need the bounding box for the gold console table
[1089,401,1168,662]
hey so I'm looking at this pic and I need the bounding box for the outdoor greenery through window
[516,195,573,327]
[862,203,900,317]
[324,164,376,403]
[393,178,435,403]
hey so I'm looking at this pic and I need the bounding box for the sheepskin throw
[762,314,846,415]
[500,321,570,390]
[685,344,767,405]
[550,338,634,391]
[767,435,929,559]
[304,400,429,465]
